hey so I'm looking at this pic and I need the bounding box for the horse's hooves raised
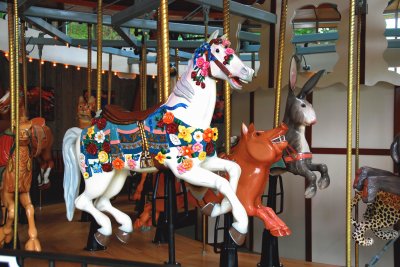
[115,229,131,244]
[228,227,246,246]
[201,202,215,217]
[318,176,330,190]
[94,231,111,247]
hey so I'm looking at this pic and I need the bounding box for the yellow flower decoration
[87,126,95,139]
[198,151,207,161]
[83,172,90,179]
[212,127,218,141]
[125,154,132,160]
[98,151,109,163]
[155,151,166,164]
[178,125,195,143]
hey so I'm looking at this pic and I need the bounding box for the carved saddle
[103,104,162,125]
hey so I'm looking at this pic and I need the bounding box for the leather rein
[206,38,233,79]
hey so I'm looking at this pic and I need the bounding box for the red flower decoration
[206,142,215,156]
[166,122,179,134]
[157,119,165,129]
[102,163,112,172]
[86,143,98,155]
[102,142,111,153]
[112,157,125,170]
[91,118,98,126]
[97,118,107,130]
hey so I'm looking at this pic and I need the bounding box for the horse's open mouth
[271,135,286,144]
[230,76,249,89]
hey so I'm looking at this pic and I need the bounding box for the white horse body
[63,30,254,246]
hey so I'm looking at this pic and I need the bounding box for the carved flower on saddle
[198,151,207,161]
[96,118,107,130]
[192,142,203,153]
[91,118,98,126]
[193,131,203,142]
[98,151,109,163]
[102,162,112,172]
[203,128,213,143]
[162,112,175,124]
[112,157,125,170]
[87,126,95,139]
[83,172,90,179]
[181,145,194,158]
[178,125,195,143]
[79,153,85,162]
[177,158,194,174]
[94,130,106,143]
[155,151,167,164]
[92,162,102,173]
[102,141,111,153]
[206,142,215,156]
[127,159,136,170]
[86,143,98,155]
[212,127,218,141]
[80,161,87,173]
[166,122,179,134]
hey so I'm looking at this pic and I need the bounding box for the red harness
[283,144,313,163]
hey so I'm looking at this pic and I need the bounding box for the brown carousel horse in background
[134,123,291,238]
[0,90,54,189]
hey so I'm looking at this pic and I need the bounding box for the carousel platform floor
[13,195,339,267]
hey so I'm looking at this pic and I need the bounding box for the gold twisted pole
[160,0,170,102]
[21,21,28,112]
[141,32,147,110]
[107,53,112,105]
[346,0,356,265]
[96,0,103,111]
[87,24,92,100]
[7,2,15,130]
[273,0,288,128]
[223,0,231,155]
[13,0,20,250]
[157,9,162,103]
[354,7,362,267]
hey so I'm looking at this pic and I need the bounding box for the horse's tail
[62,127,82,221]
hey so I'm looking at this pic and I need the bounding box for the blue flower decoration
[92,162,103,173]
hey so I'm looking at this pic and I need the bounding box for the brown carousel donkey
[0,90,54,251]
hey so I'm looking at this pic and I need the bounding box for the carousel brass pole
[39,49,42,118]
[140,32,147,110]
[107,53,112,105]
[223,0,231,155]
[354,7,362,267]
[13,0,20,250]
[87,24,92,100]
[7,2,15,130]
[157,10,162,104]
[273,0,288,128]
[96,0,103,111]
[21,21,28,112]
[346,0,356,265]
[160,0,170,102]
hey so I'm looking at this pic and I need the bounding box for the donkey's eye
[301,103,306,108]
[216,48,220,53]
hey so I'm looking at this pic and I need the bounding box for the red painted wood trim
[311,148,390,156]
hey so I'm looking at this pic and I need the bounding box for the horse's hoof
[318,176,330,190]
[115,229,131,244]
[94,231,111,247]
[25,238,41,252]
[304,185,317,198]
[270,228,285,237]
[228,227,246,246]
[201,202,215,217]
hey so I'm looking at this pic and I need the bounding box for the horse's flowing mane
[172,61,195,102]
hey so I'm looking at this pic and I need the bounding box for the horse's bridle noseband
[206,38,234,79]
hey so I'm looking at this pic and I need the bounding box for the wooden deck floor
[11,196,339,267]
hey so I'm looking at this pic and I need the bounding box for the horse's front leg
[308,162,330,190]
[255,207,291,237]
[19,193,41,251]
[199,156,241,217]
[291,161,317,198]
[0,191,15,245]
[95,169,133,244]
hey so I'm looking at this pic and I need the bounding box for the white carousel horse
[63,30,254,246]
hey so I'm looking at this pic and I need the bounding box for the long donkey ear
[390,134,400,165]
[207,30,219,43]
[289,56,297,92]
[297,69,325,99]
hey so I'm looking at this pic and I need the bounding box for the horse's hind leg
[19,193,41,251]
[95,170,133,244]
[0,191,16,245]
[296,162,317,198]
[309,163,330,190]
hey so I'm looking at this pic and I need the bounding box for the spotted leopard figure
[351,191,400,246]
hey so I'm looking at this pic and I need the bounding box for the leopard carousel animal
[351,134,400,246]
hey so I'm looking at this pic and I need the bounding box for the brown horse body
[134,123,291,237]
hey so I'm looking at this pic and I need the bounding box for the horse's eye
[225,45,228,49]
[216,48,220,53]
[255,132,261,136]
[301,103,306,108]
